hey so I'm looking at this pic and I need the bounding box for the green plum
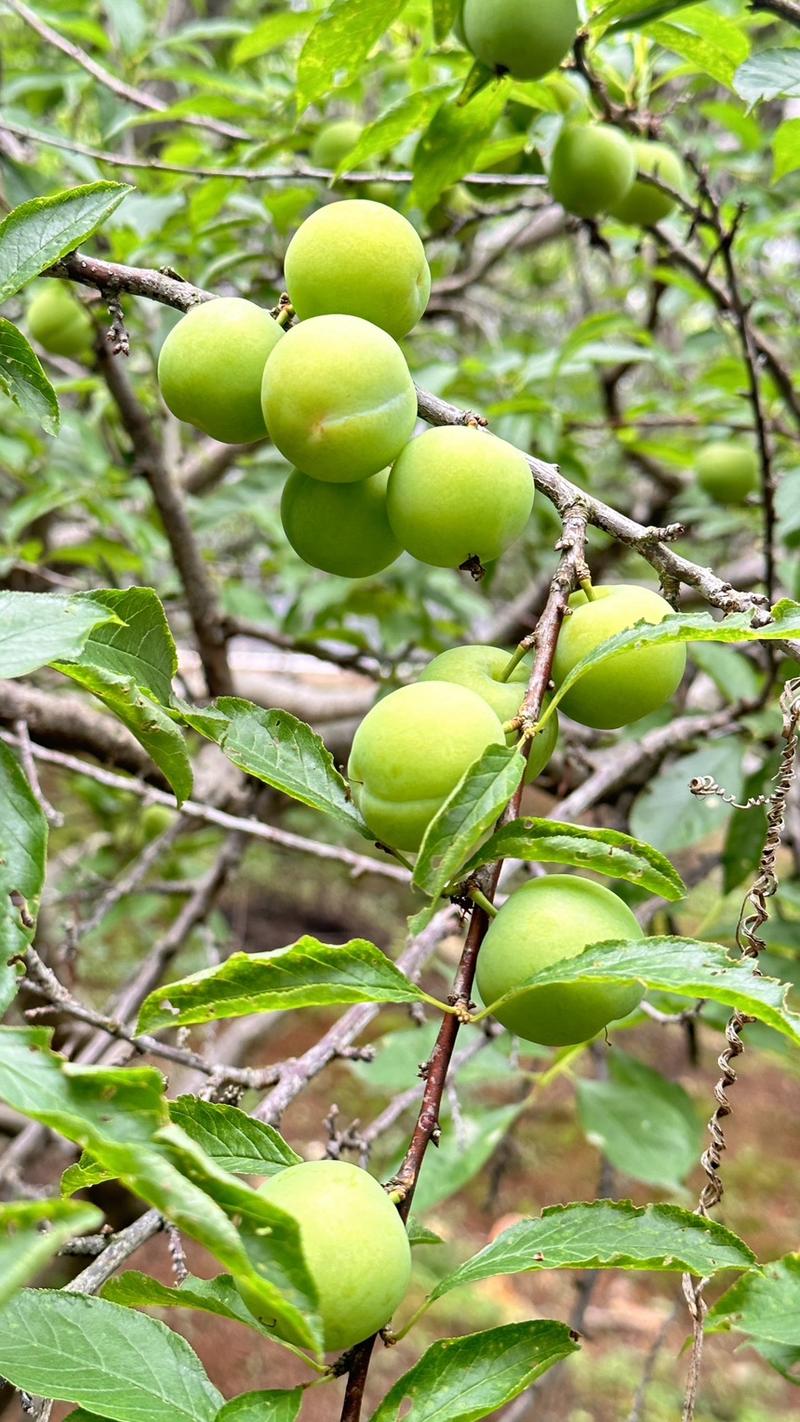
[284,200,431,339]
[348,681,505,850]
[549,123,635,218]
[696,440,758,504]
[386,426,534,568]
[280,467,401,577]
[238,1160,411,1352]
[157,297,283,444]
[552,584,686,729]
[608,140,686,226]
[27,283,93,357]
[310,118,362,169]
[418,644,558,781]
[261,314,417,483]
[460,0,579,81]
[476,874,644,1045]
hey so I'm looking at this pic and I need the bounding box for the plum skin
[552,584,686,730]
[549,124,635,218]
[476,874,644,1045]
[608,140,686,226]
[460,0,579,82]
[348,681,505,851]
[261,314,418,483]
[157,297,283,444]
[237,1160,411,1353]
[386,425,534,568]
[696,441,758,504]
[284,199,431,339]
[280,467,401,577]
[418,644,558,781]
[27,283,93,357]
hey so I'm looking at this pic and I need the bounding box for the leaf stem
[469,887,498,919]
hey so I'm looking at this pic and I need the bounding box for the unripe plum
[27,283,93,357]
[696,440,757,505]
[280,467,401,577]
[157,297,283,444]
[310,119,362,169]
[549,123,635,218]
[348,681,505,850]
[476,874,644,1045]
[386,426,533,568]
[284,200,431,339]
[418,644,558,781]
[608,140,685,226]
[261,314,417,483]
[460,0,579,81]
[238,1160,411,1352]
[552,584,686,729]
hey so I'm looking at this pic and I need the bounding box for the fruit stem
[468,887,497,919]
[579,575,597,601]
[498,642,529,683]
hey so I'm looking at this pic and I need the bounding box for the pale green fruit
[27,283,93,357]
[418,644,558,781]
[238,1160,411,1353]
[157,297,282,444]
[284,200,431,339]
[696,441,758,505]
[348,681,505,850]
[310,119,362,169]
[549,123,635,218]
[608,140,685,226]
[552,584,686,729]
[280,467,401,577]
[460,0,579,81]
[261,315,417,483]
[476,874,643,1045]
[386,426,533,568]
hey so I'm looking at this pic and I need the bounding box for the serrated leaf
[432,0,461,42]
[460,818,685,900]
[137,936,427,1032]
[169,1098,301,1175]
[411,81,509,212]
[0,590,119,678]
[216,1393,302,1422]
[0,183,131,301]
[297,0,410,112]
[706,1254,800,1348]
[481,936,800,1045]
[0,318,60,434]
[336,86,452,175]
[773,117,800,183]
[734,47,800,107]
[407,1219,444,1247]
[645,18,747,86]
[232,12,311,63]
[429,1200,755,1304]
[0,1290,222,1422]
[54,588,191,802]
[61,1155,114,1198]
[413,745,525,900]
[0,1200,102,1308]
[577,1052,701,1191]
[0,741,47,1010]
[369,1320,579,1421]
[102,1272,292,1340]
[180,697,367,835]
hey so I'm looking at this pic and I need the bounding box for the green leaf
[335,86,452,175]
[428,1200,755,1304]
[735,48,800,107]
[297,0,410,112]
[398,1102,524,1215]
[0,318,60,434]
[411,81,509,212]
[413,745,525,900]
[480,937,800,1046]
[645,17,747,86]
[592,0,697,34]
[0,590,119,678]
[216,1393,302,1422]
[460,818,685,901]
[773,118,800,183]
[706,1254,800,1348]
[61,1155,114,1198]
[180,697,367,835]
[102,1272,294,1341]
[750,1339,800,1385]
[0,1290,222,1422]
[137,936,427,1032]
[168,1098,302,1175]
[232,12,311,63]
[0,741,47,1010]
[407,1219,444,1247]
[432,0,461,42]
[0,1200,102,1308]
[577,1052,701,1191]
[369,1320,579,1421]
[0,183,132,302]
[54,588,191,803]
